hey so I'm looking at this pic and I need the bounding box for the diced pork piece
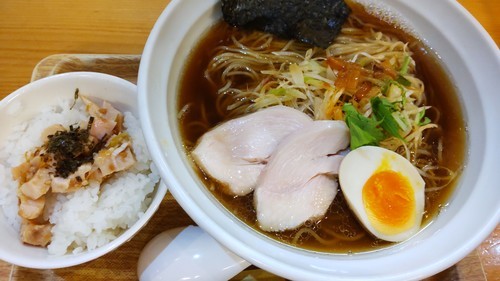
[50,177,71,193]
[11,161,31,183]
[101,101,122,120]
[51,163,93,193]
[81,95,101,116]
[192,106,312,196]
[20,221,52,247]
[20,168,52,200]
[18,193,46,220]
[254,120,349,232]
[94,142,136,177]
[102,101,124,133]
[90,117,117,140]
[81,96,124,140]
[12,154,43,184]
[87,164,104,183]
[81,95,121,121]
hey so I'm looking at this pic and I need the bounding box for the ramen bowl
[0,72,167,269]
[138,0,500,280]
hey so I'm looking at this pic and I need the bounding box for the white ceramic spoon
[137,225,251,281]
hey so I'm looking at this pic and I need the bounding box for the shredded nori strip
[221,0,351,48]
[45,118,106,178]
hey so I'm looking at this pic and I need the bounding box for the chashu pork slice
[191,106,312,196]
[254,120,349,232]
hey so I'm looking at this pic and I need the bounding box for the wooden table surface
[0,0,498,280]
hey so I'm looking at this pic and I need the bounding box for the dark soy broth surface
[177,6,465,253]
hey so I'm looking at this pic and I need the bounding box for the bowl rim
[0,71,168,269]
[138,0,500,279]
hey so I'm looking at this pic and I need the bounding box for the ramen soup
[178,3,465,253]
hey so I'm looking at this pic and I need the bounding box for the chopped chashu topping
[20,220,52,247]
[12,95,136,247]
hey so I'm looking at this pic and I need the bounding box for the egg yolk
[362,170,415,235]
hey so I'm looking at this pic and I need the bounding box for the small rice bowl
[0,94,159,255]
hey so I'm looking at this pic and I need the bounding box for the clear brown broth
[177,6,466,253]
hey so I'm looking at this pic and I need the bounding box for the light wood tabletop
[0,0,499,280]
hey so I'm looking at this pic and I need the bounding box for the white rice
[0,97,159,255]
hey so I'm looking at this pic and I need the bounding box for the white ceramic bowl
[138,0,500,280]
[0,72,167,269]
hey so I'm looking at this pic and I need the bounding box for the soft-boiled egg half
[339,146,425,242]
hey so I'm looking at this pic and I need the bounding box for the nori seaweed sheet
[221,0,351,48]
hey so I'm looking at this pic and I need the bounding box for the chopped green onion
[267,88,306,100]
[417,109,432,125]
[392,112,410,132]
[304,77,325,88]
[343,103,385,150]
[289,63,305,87]
[399,55,411,75]
[396,75,411,87]
[371,97,404,140]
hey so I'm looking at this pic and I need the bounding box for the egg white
[339,146,425,242]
